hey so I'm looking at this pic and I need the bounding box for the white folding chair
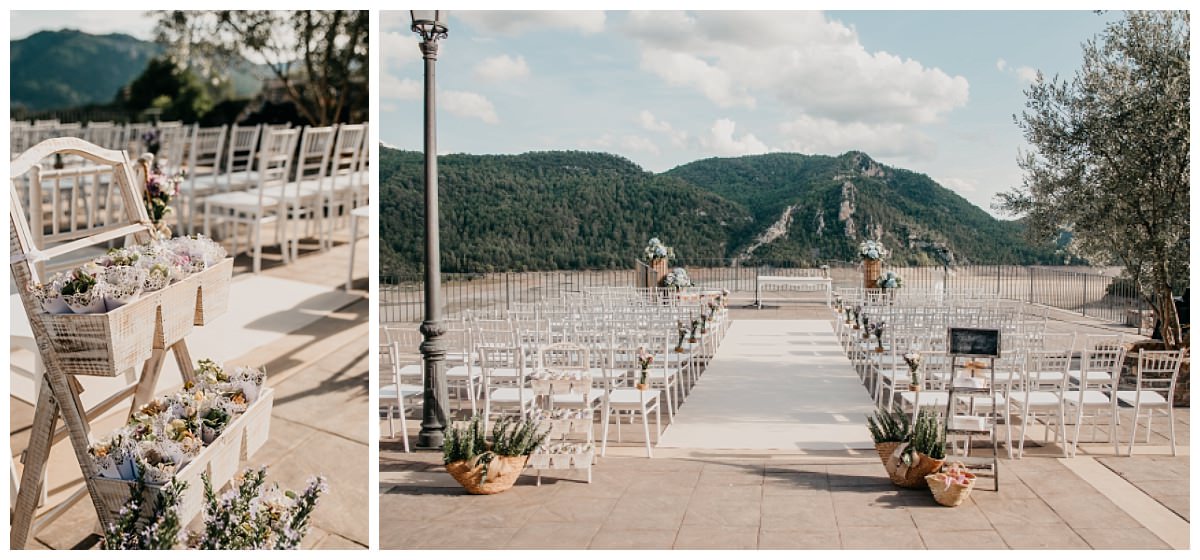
[1117,350,1185,456]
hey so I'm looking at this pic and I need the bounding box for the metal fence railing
[380,262,1151,332]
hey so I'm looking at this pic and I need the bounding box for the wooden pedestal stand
[8,138,231,549]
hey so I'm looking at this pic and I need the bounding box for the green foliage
[866,407,911,444]
[443,416,488,465]
[125,56,214,122]
[489,415,549,457]
[102,461,184,550]
[196,467,326,550]
[10,30,161,111]
[1000,11,1189,349]
[909,407,946,460]
[443,416,548,482]
[101,465,325,550]
[380,148,751,273]
[380,147,1060,275]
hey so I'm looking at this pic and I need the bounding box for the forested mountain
[380,148,1061,273]
[10,30,162,111]
[666,152,1061,266]
[380,149,753,273]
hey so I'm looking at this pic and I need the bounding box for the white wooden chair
[84,122,124,151]
[1117,350,1185,456]
[323,124,367,237]
[599,336,662,458]
[259,125,336,260]
[176,125,227,235]
[1063,340,1126,456]
[203,127,299,273]
[380,326,422,451]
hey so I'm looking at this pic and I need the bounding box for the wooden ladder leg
[44,369,118,538]
[129,348,170,418]
[10,375,60,549]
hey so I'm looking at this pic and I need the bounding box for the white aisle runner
[657,319,875,451]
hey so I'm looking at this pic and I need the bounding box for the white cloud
[453,11,605,36]
[383,29,422,69]
[637,110,687,147]
[442,90,500,124]
[1015,66,1039,84]
[937,177,979,194]
[621,135,660,155]
[624,11,968,125]
[581,134,614,150]
[776,115,935,161]
[995,58,1008,72]
[703,119,769,156]
[474,54,531,82]
[379,74,421,100]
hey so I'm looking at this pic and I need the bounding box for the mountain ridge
[379,146,1061,273]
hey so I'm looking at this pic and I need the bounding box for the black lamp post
[410,10,450,448]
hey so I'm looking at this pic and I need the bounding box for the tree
[999,11,1189,348]
[124,56,214,122]
[152,10,368,126]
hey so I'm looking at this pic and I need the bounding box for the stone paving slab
[379,451,1183,549]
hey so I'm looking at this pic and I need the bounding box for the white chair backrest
[158,124,195,171]
[187,125,227,177]
[295,125,337,183]
[330,124,366,180]
[225,123,262,185]
[256,128,300,193]
[1135,350,1185,397]
[84,122,123,150]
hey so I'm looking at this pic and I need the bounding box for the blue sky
[381,10,1123,216]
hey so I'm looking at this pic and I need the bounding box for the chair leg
[600,406,610,457]
[252,221,262,274]
[1127,403,1140,456]
[641,404,652,459]
[1167,406,1176,456]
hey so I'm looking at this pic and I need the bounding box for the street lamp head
[410,10,448,43]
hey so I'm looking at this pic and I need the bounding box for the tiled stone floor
[380,447,1186,550]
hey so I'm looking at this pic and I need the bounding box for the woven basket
[446,455,528,495]
[863,259,883,289]
[926,472,976,507]
[90,386,273,525]
[886,444,945,489]
[874,441,902,469]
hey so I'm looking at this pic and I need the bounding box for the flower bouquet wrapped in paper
[62,264,107,314]
[90,435,137,480]
[101,265,147,311]
[27,273,71,314]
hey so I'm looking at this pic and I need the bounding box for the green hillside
[10,29,162,111]
[380,148,1062,273]
[665,151,1061,266]
[379,148,752,273]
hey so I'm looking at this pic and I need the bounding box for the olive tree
[153,10,368,126]
[999,11,1189,349]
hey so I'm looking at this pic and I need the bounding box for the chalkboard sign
[947,327,1002,358]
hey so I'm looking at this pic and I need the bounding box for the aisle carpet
[657,319,875,451]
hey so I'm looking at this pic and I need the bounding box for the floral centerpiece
[689,317,700,343]
[643,237,675,263]
[902,352,923,391]
[142,129,162,156]
[859,240,889,261]
[860,312,870,338]
[26,236,226,315]
[637,347,653,390]
[143,160,187,239]
[859,239,889,289]
[870,321,886,352]
[661,267,692,291]
[675,320,688,353]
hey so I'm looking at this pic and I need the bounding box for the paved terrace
[380,302,1189,550]
[11,228,369,549]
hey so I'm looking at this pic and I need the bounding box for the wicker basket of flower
[866,408,910,470]
[443,416,548,495]
[926,463,977,507]
[885,408,945,489]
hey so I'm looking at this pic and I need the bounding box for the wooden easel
[8,138,200,549]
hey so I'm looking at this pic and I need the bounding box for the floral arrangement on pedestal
[637,347,653,390]
[859,239,889,289]
[877,270,902,290]
[26,236,226,315]
[859,240,889,261]
[902,352,923,391]
[661,267,692,291]
[142,161,187,239]
[643,237,675,263]
[688,317,700,343]
[859,312,870,338]
[88,359,266,483]
[834,293,843,313]
[101,466,326,549]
